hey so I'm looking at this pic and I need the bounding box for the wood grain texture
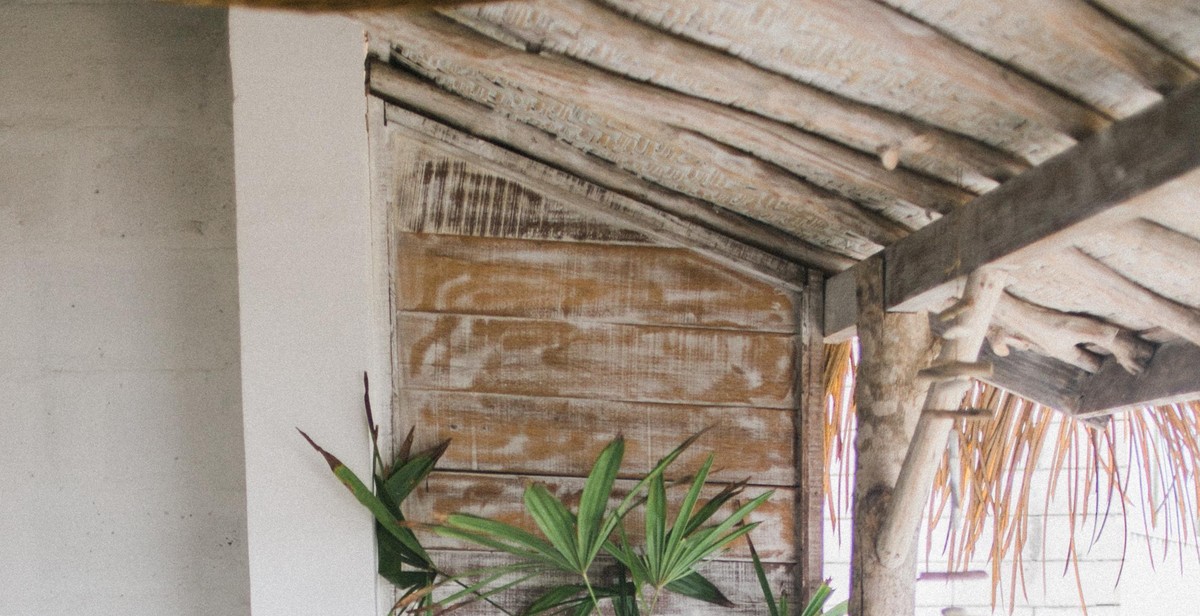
[396,232,796,332]
[412,550,793,615]
[877,79,1200,314]
[794,269,826,601]
[382,102,812,286]
[598,0,1107,162]
[409,471,796,562]
[395,152,649,244]
[1093,0,1200,68]
[1076,340,1200,416]
[881,0,1196,118]
[400,390,795,485]
[364,12,907,255]
[850,256,931,616]
[398,312,795,408]
[371,62,842,274]
[444,0,1025,194]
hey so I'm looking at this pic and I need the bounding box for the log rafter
[369,61,847,275]
[443,0,1027,194]
[598,0,1109,162]
[362,12,966,257]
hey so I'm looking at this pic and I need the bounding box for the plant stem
[647,586,662,616]
[582,572,606,616]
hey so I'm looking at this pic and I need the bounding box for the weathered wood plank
[880,0,1196,118]
[399,390,795,485]
[381,102,812,288]
[1093,0,1200,68]
[1076,340,1200,417]
[824,79,1200,333]
[598,0,1108,162]
[398,313,796,408]
[444,0,1025,195]
[371,63,843,274]
[395,152,649,244]
[413,550,793,615]
[409,471,796,562]
[396,232,796,332]
[794,269,826,601]
[363,12,907,255]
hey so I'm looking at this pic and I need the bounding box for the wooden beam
[444,0,1026,194]
[599,0,1107,162]
[361,12,911,258]
[794,269,825,603]
[1076,340,1200,417]
[827,79,1200,336]
[378,97,810,290]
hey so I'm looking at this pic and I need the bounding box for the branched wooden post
[876,267,1007,568]
[849,256,936,616]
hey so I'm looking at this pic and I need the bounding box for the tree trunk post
[849,256,934,616]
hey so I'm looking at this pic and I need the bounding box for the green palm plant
[299,373,449,611]
[606,453,772,613]
[423,430,771,615]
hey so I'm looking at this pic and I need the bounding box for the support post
[849,257,934,616]
[876,268,1007,567]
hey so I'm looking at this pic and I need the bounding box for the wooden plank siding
[382,116,816,610]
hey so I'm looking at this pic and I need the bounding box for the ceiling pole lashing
[875,266,1008,570]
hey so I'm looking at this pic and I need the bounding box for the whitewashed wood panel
[399,390,796,486]
[398,313,796,408]
[408,471,795,563]
[394,153,650,245]
[405,550,794,615]
[396,232,796,332]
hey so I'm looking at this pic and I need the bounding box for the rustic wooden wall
[380,111,817,613]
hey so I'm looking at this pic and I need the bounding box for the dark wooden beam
[1076,340,1200,417]
[825,80,1200,413]
[827,80,1200,334]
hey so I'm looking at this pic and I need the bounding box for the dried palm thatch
[823,340,1200,612]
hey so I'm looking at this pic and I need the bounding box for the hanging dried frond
[822,339,1200,612]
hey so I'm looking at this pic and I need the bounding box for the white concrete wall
[0,2,249,615]
[229,10,389,616]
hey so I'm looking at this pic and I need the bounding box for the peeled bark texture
[849,257,935,616]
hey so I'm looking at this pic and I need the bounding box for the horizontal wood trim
[414,549,793,614]
[1076,340,1200,416]
[395,154,650,244]
[397,232,796,332]
[409,471,795,562]
[398,312,796,408]
[399,390,796,485]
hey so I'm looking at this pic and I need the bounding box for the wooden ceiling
[359,0,1200,416]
